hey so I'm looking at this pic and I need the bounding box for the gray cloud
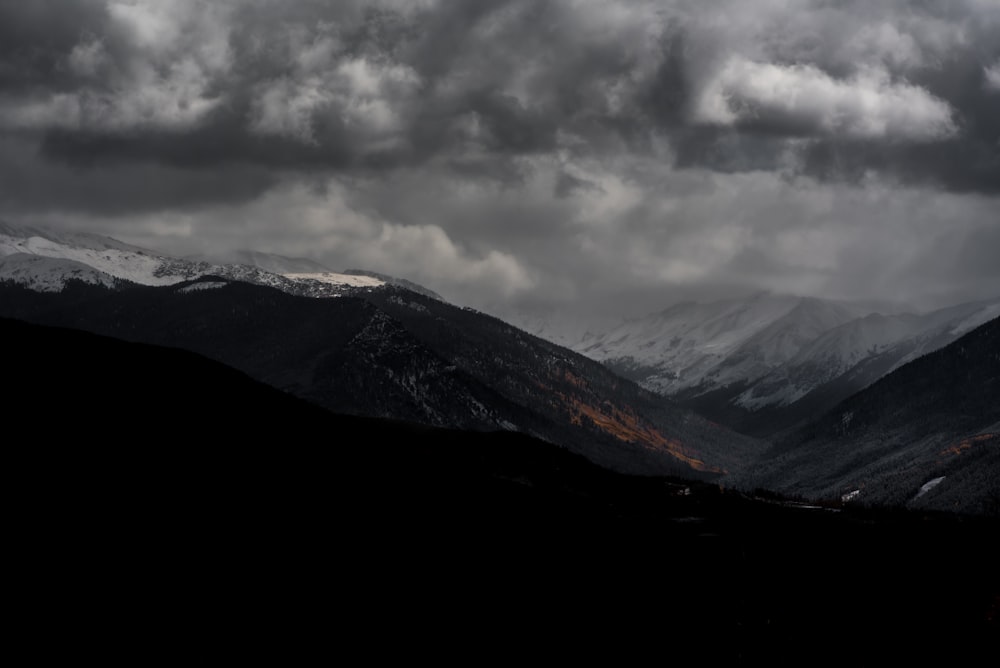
[693,59,956,141]
[1,0,998,321]
[986,60,1000,91]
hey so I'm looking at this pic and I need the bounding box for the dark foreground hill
[0,277,764,478]
[5,316,998,663]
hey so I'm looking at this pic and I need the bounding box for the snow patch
[841,489,860,503]
[0,253,117,291]
[914,476,946,500]
[178,281,227,293]
[283,272,386,288]
[0,222,421,303]
[571,294,860,397]
[1,233,192,285]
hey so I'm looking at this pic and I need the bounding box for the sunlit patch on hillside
[572,400,718,472]
[941,433,998,457]
[533,369,724,473]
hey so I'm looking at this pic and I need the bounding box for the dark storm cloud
[640,0,1000,193]
[1,2,646,168]
[0,0,652,217]
[785,38,1000,193]
[1,1,998,319]
[0,135,278,216]
[0,0,109,90]
[1,1,996,184]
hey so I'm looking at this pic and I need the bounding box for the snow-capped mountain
[0,220,196,286]
[570,291,1000,436]
[576,293,869,393]
[1,219,771,478]
[0,220,407,299]
[728,314,1000,516]
[0,253,120,291]
[735,299,1000,411]
[191,247,447,298]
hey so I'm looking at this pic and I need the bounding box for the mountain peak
[1,220,442,303]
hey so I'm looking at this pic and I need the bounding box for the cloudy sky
[2,0,999,323]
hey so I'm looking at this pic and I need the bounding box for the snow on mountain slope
[1,222,201,285]
[880,299,1000,375]
[284,272,386,288]
[0,221,424,300]
[177,281,228,293]
[732,311,926,410]
[697,298,869,392]
[575,293,863,394]
[793,313,925,367]
[571,287,1000,424]
[0,253,119,291]
[950,302,1000,337]
[194,250,442,299]
[735,298,1000,410]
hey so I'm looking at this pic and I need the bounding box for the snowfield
[283,272,386,288]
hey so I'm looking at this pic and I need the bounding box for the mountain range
[568,291,1000,437]
[0,220,763,478]
[2,219,997,516]
[729,314,1000,515]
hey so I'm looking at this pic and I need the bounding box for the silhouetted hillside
[6,316,997,663]
[0,278,763,476]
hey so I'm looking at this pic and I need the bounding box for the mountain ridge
[727,315,1000,515]
[570,290,1000,437]
[0,219,437,300]
[0,275,765,478]
[5,220,996,515]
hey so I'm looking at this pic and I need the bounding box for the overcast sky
[2,0,998,322]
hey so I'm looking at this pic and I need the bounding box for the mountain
[574,291,1000,436]
[0,267,764,478]
[192,249,445,299]
[733,298,1000,409]
[578,293,867,392]
[10,220,993,514]
[0,253,121,291]
[7,314,997,662]
[0,220,400,298]
[1,220,189,285]
[5,224,997,652]
[727,315,1000,515]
